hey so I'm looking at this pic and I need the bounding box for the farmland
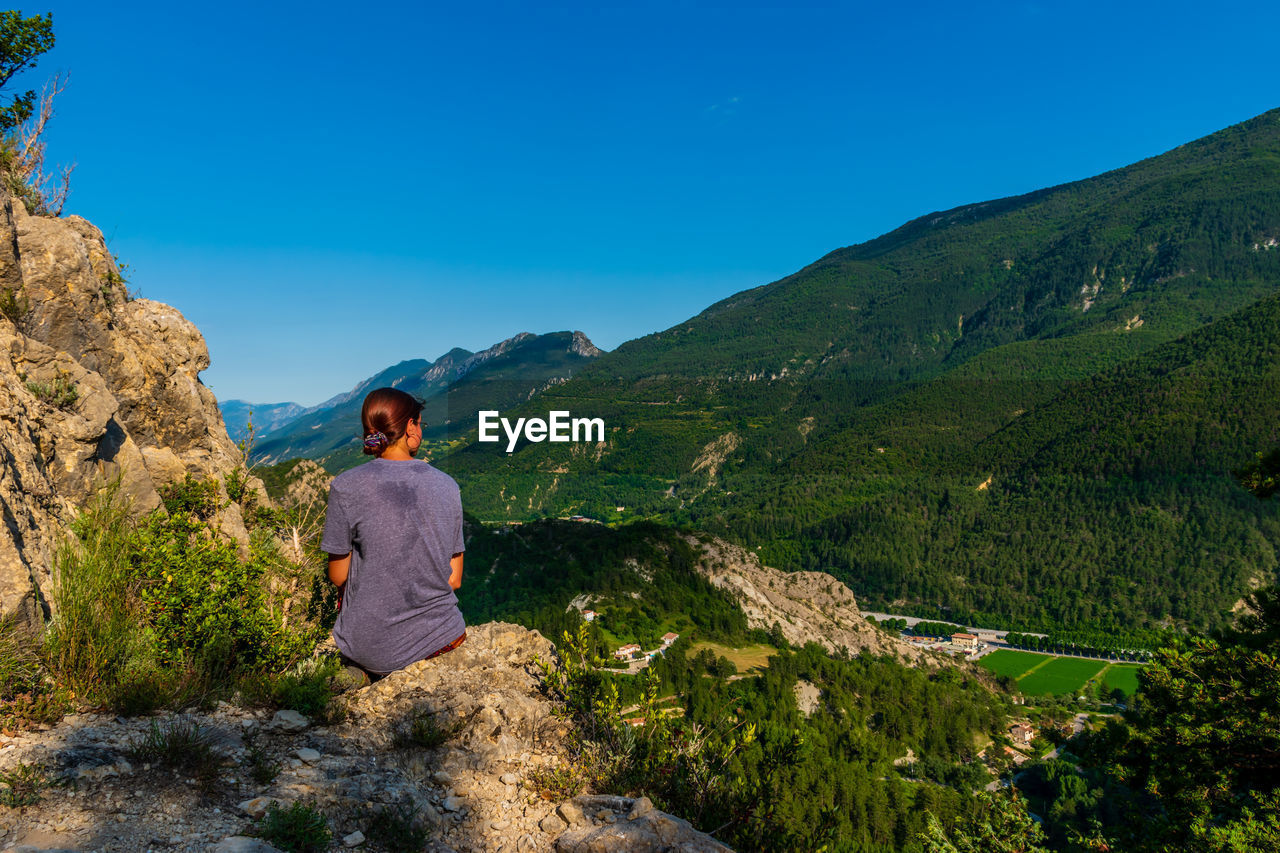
[979,649,1145,697]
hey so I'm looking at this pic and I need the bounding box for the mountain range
[243,108,1280,633]
[225,330,603,469]
[435,108,1280,632]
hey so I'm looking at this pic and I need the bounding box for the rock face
[0,622,732,853]
[691,535,936,663]
[0,188,249,625]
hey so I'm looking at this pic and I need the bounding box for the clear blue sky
[29,1,1279,406]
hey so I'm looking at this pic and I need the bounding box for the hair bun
[362,430,389,455]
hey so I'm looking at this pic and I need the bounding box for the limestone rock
[0,187,254,625]
[0,622,736,853]
[238,796,285,818]
[339,621,561,767]
[270,710,310,732]
[690,534,939,663]
[555,795,732,852]
[214,838,286,853]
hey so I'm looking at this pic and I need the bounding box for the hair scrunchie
[363,430,389,454]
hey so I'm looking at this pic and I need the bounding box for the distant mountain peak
[571,330,603,357]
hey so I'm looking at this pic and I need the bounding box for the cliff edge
[0,188,249,626]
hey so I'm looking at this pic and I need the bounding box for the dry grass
[687,641,779,673]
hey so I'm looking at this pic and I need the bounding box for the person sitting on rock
[322,387,466,685]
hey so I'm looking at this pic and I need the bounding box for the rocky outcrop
[690,535,936,663]
[569,331,602,358]
[0,188,249,625]
[0,622,732,853]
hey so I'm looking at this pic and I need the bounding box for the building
[581,610,596,622]
[1009,724,1037,744]
[661,632,679,646]
[614,644,642,661]
[951,632,979,650]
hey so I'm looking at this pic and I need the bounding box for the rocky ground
[0,623,729,852]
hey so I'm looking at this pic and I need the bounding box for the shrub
[527,763,587,801]
[396,709,462,750]
[0,762,55,806]
[0,606,66,730]
[258,800,331,853]
[242,732,280,786]
[127,716,222,783]
[241,656,341,720]
[25,375,78,409]
[363,802,430,851]
[158,474,221,519]
[44,484,154,695]
[0,287,26,326]
[0,616,43,700]
[45,479,322,714]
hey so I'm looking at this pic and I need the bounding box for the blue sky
[29,1,1280,405]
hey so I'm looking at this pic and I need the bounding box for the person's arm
[448,552,464,590]
[328,552,351,587]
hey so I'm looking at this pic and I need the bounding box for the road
[863,612,1145,663]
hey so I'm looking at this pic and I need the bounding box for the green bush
[0,616,44,701]
[0,762,55,807]
[242,656,341,719]
[396,709,462,750]
[44,485,155,695]
[258,800,331,853]
[25,376,78,409]
[0,286,26,326]
[45,479,324,714]
[363,802,430,851]
[158,474,221,519]
[130,509,276,669]
[127,716,222,783]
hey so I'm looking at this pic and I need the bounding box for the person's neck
[379,444,415,461]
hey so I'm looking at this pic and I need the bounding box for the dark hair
[361,387,424,455]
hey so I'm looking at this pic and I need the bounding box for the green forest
[431,109,1280,634]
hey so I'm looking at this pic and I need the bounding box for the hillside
[247,330,602,469]
[438,108,1280,632]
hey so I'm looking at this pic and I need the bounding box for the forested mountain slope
[440,109,1280,632]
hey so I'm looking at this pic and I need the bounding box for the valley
[227,107,1280,851]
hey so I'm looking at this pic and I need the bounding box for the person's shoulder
[330,460,381,489]
[412,461,460,492]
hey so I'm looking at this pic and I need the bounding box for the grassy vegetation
[980,650,1145,697]
[26,474,342,723]
[977,649,1053,680]
[686,641,778,674]
[1099,663,1143,697]
[258,800,331,853]
[1017,658,1107,697]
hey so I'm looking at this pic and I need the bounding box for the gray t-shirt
[321,458,466,674]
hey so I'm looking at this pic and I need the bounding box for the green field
[980,650,1145,697]
[1018,657,1107,696]
[1100,664,1143,697]
[978,650,1052,680]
